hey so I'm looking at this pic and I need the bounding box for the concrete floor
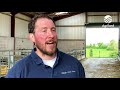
[81,58,120,78]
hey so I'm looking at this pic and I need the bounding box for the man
[5,14,85,78]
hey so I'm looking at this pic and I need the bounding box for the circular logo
[104,15,112,23]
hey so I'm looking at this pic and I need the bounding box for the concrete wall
[0,13,13,50]
[0,12,33,51]
[58,40,85,52]
[15,13,33,50]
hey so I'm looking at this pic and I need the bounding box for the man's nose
[47,31,54,38]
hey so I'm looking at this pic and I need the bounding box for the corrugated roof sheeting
[88,16,118,23]
[55,13,86,39]
[56,27,85,39]
[55,13,85,25]
[87,12,118,15]
[87,12,118,23]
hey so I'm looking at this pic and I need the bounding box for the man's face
[33,18,58,56]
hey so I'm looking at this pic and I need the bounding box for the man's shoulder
[5,54,33,78]
[15,54,32,66]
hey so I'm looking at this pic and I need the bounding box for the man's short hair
[28,14,55,33]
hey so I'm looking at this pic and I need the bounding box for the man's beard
[36,43,57,56]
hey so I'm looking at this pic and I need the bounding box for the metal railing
[0,49,32,77]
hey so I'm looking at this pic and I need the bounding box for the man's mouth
[46,40,56,45]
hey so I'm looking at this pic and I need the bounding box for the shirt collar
[30,49,43,65]
[30,48,62,65]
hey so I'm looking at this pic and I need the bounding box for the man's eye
[42,29,47,32]
[52,29,56,31]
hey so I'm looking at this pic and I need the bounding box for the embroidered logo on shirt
[61,71,76,74]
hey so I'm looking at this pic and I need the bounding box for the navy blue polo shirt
[5,49,85,78]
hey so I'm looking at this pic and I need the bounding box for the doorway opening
[86,28,119,58]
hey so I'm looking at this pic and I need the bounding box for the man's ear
[28,33,35,42]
